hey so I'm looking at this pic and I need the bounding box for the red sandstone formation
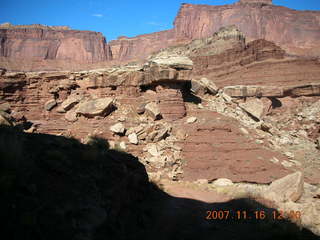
[0,26,112,66]
[1,0,320,71]
[110,0,320,62]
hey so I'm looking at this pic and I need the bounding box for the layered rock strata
[0,27,112,65]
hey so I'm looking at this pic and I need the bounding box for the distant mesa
[238,0,273,5]
[0,22,71,30]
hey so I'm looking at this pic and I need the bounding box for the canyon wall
[0,27,112,64]
[1,0,320,71]
[111,0,320,61]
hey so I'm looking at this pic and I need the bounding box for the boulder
[110,123,125,135]
[119,141,127,150]
[153,128,169,142]
[191,78,218,95]
[147,126,169,143]
[136,103,146,114]
[212,178,234,187]
[60,92,84,111]
[284,83,320,97]
[64,110,78,122]
[128,133,139,145]
[145,102,161,120]
[200,78,218,95]
[44,99,57,111]
[223,85,284,97]
[190,80,204,95]
[265,171,304,203]
[76,98,114,118]
[149,56,193,70]
[239,98,264,120]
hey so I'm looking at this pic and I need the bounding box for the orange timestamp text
[205,210,301,220]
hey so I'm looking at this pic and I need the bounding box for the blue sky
[1,0,319,42]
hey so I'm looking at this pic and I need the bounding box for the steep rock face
[153,26,320,88]
[173,2,320,56]
[106,0,320,62]
[0,28,112,63]
[108,30,176,62]
[1,0,320,70]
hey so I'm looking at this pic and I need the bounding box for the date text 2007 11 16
[205,210,301,220]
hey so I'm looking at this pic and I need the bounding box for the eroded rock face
[174,2,320,56]
[0,27,112,69]
[2,1,319,71]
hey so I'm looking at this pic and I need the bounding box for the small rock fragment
[136,103,146,114]
[196,179,209,184]
[128,133,139,145]
[240,127,249,135]
[65,110,78,122]
[284,152,295,159]
[110,123,125,135]
[147,144,161,157]
[119,141,126,150]
[186,117,197,123]
[44,99,57,111]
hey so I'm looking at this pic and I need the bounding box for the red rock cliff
[110,0,320,61]
[1,0,320,70]
[0,27,112,63]
[173,2,320,55]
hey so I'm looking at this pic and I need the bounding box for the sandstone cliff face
[1,0,320,70]
[109,0,320,62]
[173,2,320,56]
[108,30,176,61]
[0,28,112,63]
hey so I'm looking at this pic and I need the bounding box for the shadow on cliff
[0,125,318,240]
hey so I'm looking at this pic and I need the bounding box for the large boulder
[60,92,84,111]
[148,56,193,70]
[76,98,114,118]
[191,78,218,95]
[239,98,265,120]
[145,102,161,120]
[265,171,304,203]
[223,85,284,97]
[284,83,320,97]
